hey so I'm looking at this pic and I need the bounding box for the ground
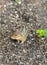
[0,0,47,65]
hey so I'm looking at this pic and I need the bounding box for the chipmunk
[11,25,30,43]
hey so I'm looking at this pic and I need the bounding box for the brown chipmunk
[11,25,30,43]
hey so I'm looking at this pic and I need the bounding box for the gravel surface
[0,0,47,65]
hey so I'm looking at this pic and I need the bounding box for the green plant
[36,29,47,37]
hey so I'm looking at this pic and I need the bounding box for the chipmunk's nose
[11,34,16,39]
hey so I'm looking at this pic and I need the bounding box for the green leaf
[36,29,46,37]
[15,0,21,4]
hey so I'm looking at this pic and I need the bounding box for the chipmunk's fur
[11,25,30,43]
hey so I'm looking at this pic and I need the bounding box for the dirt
[0,0,47,65]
